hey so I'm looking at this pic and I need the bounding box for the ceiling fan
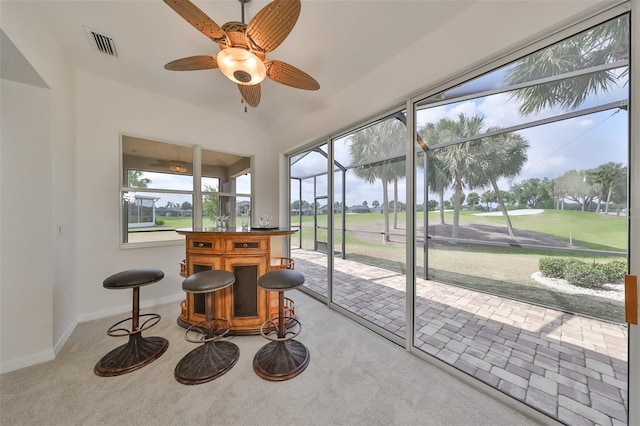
[163,0,320,110]
[150,159,189,173]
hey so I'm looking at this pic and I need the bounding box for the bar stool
[254,269,310,381]
[94,269,169,377]
[175,270,239,385]
[268,257,296,321]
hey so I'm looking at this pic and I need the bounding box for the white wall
[74,72,277,319]
[1,2,278,371]
[1,2,76,373]
[0,79,53,368]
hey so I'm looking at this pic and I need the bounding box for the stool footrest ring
[184,318,232,344]
[106,313,161,337]
[260,317,301,342]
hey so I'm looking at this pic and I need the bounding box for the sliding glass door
[330,114,407,339]
[288,7,636,425]
[290,145,330,297]
[413,13,630,424]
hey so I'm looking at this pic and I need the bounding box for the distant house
[348,205,370,213]
[291,206,313,216]
[128,195,159,227]
[160,208,192,217]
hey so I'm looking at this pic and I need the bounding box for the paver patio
[292,248,629,426]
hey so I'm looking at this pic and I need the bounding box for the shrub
[562,258,585,278]
[539,257,627,287]
[564,263,607,288]
[155,218,164,226]
[596,260,627,283]
[538,257,566,278]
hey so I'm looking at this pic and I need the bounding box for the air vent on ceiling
[84,26,118,57]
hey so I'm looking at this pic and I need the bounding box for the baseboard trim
[76,293,184,323]
[0,349,55,374]
[53,319,79,356]
[1,294,183,374]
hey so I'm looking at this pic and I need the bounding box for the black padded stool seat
[182,269,236,293]
[95,269,168,377]
[175,270,239,385]
[103,269,165,289]
[253,269,310,381]
[258,269,305,291]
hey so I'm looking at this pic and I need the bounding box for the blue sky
[293,61,629,208]
[293,106,628,208]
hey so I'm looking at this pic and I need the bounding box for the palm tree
[475,129,529,236]
[127,170,151,188]
[481,190,496,211]
[421,114,485,239]
[424,151,451,225]
[349,119,406,242]
[466,192,480,211]
[507,15,629,115]
[610,165,628,209]
[587,162,626,214]
[420,115,529,238]
[389,154,406,230]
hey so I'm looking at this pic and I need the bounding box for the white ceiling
[1,0,621,151]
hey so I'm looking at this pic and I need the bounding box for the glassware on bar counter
[257,214,272,228]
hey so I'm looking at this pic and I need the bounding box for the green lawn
[292,209,628,322]
[141,209,623,252]
[293,208,627,251]
[437,209,627,251]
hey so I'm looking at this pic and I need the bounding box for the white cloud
[449,100,480,119]
[477,93,523,128]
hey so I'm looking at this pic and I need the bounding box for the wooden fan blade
[163,0,225,41]
[266,60,319,90]
[238,84,261,107]
[246,0,301,53]
[164,55,218,71]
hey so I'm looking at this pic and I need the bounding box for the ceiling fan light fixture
[169,162,188,173]
[217,47,266,85]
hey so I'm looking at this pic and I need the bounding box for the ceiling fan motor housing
[234,70,252,83]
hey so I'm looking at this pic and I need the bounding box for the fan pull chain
[241,96,247,113]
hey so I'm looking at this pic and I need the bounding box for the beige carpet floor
[0,291,543,425]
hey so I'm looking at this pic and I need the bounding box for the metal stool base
[94,333,169,377]
[175,341,240,385]
[253,340,310,381]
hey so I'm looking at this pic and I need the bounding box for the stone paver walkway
[293,249,628,426]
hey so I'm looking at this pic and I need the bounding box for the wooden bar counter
[176,227,296,335]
